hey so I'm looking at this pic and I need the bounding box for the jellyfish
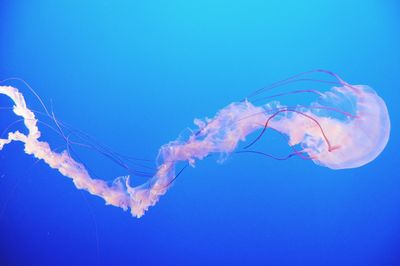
[0,70,391,218]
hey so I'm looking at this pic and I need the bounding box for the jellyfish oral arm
[0,86,133,211]
[0,73,391,218]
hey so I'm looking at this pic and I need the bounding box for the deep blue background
[1,1,399,265]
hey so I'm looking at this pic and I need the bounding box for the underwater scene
[1,1,399,265]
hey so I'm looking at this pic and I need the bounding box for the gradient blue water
[1,1,399,265]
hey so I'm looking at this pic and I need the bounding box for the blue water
[1,1,399,265]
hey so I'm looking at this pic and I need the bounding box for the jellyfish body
[270,84,391,170]
[0,71,391,217]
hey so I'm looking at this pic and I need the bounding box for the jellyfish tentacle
[243,109,333,151]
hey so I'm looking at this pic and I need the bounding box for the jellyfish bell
[278,84,391,170]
